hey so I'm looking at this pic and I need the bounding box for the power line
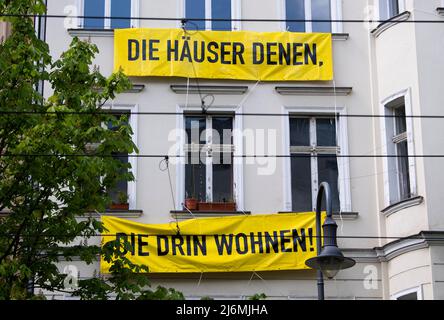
[1,154,444,158]
[2,110,444,119]
[0,13,444,24]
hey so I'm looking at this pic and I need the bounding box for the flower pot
[197,202,236,212]
[184,198,198,210]
[110,203,129,210]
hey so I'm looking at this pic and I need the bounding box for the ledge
[126,84,145,93]
[332,33,349,41]
[381,196,424,217]
[371,11,411,38]
[84,209,143,218]
[68,29,350,41]
[278,211,359,220]
[171,210,251,219]
[170,85,248,95]
[437,7,444,16]
[275,86,352,96]
[68,28,114,37]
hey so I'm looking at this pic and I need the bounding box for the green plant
[117,191,129,204]
[248,293,267,300]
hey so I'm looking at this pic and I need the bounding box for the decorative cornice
[437,7,444,16]
[371,11,411,38]
[275,86,352,96]
[381,196,424,217]
[170,85,249,95]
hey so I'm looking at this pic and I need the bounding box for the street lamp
[305,182,356,300]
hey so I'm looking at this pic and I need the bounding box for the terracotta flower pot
[110,203,129,210]
[184,198,198,210]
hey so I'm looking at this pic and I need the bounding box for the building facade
[39,0,444,299]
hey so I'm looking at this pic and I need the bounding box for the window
[384,97,414,205]
[83,0,134,29]
[184,0,238,31]
[392,287,422,300]
[184,115,234,205]
[379,0,402,20]
[284,0,340,33]
[107,112,131,209]
[289,116,340,212]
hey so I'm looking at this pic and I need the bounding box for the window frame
[280,0,343,33]
[282,106,351,213]
[176,104,244,210]
[391,286,423,300]
[380,88,417,208]
[102,104,139,210]
[180,0,241,31]
[376,0,406,21]
[78,0,139,29]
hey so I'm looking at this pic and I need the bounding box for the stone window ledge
[381,196,424,217]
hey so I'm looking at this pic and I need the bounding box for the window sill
[85,209,143,218]
[278,211,359,220]
[438,8,444,16]
[68,28,350,41]
[171,210,251,220]
[381,196,424,217]
[275,86,352,96]
[371,11,411,38]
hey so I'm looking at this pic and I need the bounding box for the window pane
[212,0,231,31]
[317,155,340,212]
[108,153,129,205]
[396,141,410,201]
[286,0,305,32]
[185,116,206,144]
[111,0,131,29]
[312,0,331,33]
[397,292,417,300]
[84,0,105,29]
[394,106,407,135]
[380,0,400,20]
[290,118,310,146]
[212,116,233,145]
[291,155,312,212]
[213,152,233,202]
[186,0,206,31]
[316,118,336,146]
[185,152,207,201]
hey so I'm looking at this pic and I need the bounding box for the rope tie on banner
[160,156,181,235]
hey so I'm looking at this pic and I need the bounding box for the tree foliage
[0,0,183,300]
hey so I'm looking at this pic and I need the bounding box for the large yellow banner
[114,28,333,81]
[101,213,322,274]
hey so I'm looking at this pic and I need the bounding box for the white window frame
[176,104,244,210]
[179,0,241,31]
[103,104,139,210]
[391,286,423,300]
[282,106,351,212]
[376,0,406,21]
[380,88,417,207]
[78,0,139,29]
[280,0,343,33]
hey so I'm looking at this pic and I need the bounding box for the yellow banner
[101,213,323,274]
[114,28,333,81]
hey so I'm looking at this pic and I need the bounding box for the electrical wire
[0,13,443,24]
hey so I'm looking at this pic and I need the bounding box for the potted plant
[198,195,236,212]
[184,163,198,210]
[110,191,129,210]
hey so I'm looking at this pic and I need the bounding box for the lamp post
[305,182,356,300]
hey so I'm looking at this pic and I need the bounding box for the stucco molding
[371,11,411,38]
[380,196,424,217]
[374,231,444,262]
[170,85,248,95]
[437,8,444,16]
